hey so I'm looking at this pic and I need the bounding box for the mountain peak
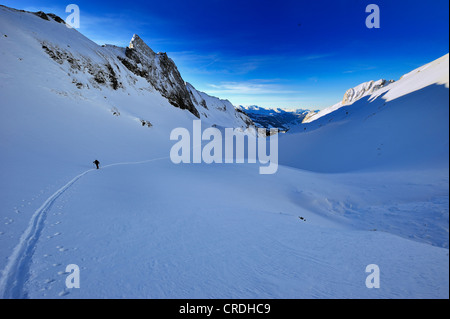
[129,34,155,58]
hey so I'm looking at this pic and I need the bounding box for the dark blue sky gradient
[4,0,449,109]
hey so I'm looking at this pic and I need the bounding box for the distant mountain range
[235,105,316,131]
[237,79,396,130]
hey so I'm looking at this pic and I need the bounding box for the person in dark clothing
[93,159,100,169]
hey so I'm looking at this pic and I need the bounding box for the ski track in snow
[0,156,169,299]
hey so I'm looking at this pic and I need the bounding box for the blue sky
[3,0,449,109]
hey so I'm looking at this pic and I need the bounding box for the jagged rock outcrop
[300,110,319,124]
[41,41,122,90]
[342,79,394,105]
[118,34,200,118]
[303,79,395,123]
[31,10,66,24]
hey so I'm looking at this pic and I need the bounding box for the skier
[93,159,100,169]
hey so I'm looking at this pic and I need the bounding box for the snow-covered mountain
[187,84,254,128]
[0,5,253,130]
[280,53,449,172]
[236,105,312,131]
[303,79,395,123]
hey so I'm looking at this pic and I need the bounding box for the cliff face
[119,34,200,118]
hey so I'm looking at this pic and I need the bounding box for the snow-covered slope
[6,161,448,299]
[186,83,253,129]
[275,53,449,255]
[280,53,449,173]
[0,4,253,284]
